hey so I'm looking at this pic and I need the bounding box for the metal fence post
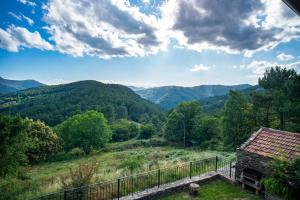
[215,156,218,172]
[117,178,120,200]
[189,162,192,179]
[157,169,161,188]
[64,190,67,200]
[229,161,232,178]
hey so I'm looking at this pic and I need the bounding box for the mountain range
[0,77,44,94]
[135,84,252,109]
[0,80,163,126]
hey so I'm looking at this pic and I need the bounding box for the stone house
[235,127,300,193]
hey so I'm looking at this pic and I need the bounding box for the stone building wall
[235,148,272,179]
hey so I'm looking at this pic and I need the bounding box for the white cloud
[190,64,210,72]
[0,28,19,52]
[246,59,300,77]
[160,0,300,57]
[277,53,294,61]
[8,12,34,26]
[17,0,36,7]
[21,14,34,26]
[0,25,53,52]
[42,0,168,58]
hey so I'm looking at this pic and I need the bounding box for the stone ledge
[119,172,230,200]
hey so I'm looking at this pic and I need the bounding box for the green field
[3,142,234,199]
[160,180,263,200]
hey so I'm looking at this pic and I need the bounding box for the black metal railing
[31,156,235,200]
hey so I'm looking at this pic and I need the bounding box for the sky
[0,0,300,87]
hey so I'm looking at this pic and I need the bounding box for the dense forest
[0,80,164,126]
[0,66,300,199]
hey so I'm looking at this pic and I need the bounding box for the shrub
[60,160,99,189]
[111,119,139,142]
[55,111,112,154]
[119,156,143,174]
[139,124,155,139]
[67,148,85,158]
[264,157,300,199]
[0,176,38,200]
[25,119,63,164]
[0,115,29,177]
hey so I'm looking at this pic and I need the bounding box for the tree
[192,115,220,149]
[0,115,29,177]
[25,119,63,164]
[116,106,128,119]
[55,111,112,154]
[111,119,139,142]
[139,124,155,139]
[251,92,273,128]
[164,101,201,147]
[259,66,297,130]
[222,91,255,150]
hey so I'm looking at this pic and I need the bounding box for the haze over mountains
[0,77,258,121]
[135,84,253,109]
[0,77,44,94]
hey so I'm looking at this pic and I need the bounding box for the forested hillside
[0,80,164,126]
[0,77,44,94]
[136,84,252,109]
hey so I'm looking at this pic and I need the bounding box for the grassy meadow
[7,141,234,199]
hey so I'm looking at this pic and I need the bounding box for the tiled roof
[240,127,300,159]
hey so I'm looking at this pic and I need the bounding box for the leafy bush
[55,111,112,154]
[111,119,139,142]
[25,119,63,164]
[0,176,38,200]
[139,124,155,139]
[67,148,85,158]
[60,160,99,189]
[119,156,143,174]
[264,157,300,199]
[0,115,29,177]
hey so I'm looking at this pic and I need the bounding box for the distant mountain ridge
[0,77,44,94]
[136,84,252,109]
[0,80,163,126]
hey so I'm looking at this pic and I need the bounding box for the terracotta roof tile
[241,127,300,159]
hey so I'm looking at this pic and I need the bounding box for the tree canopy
[55,110,112,153]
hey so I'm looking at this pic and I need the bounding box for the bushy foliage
[192,115,221,149]
[111,119,139,142]
[164,101,201,146]
[119,156,143,174]
[67,147,85,158]
[25,119,63,164]
[264,157,300,199]
[0,115,29,177]
[139,124,155,139]
[222,91,255,150]
[60,160,99,189]
[0,175,38,200]
[55,111,112,154]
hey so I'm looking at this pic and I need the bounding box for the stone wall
[235,148,272,179]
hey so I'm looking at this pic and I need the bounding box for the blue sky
[0,0,300,87]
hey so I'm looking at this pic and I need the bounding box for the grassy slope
[17,145,234,199]
[161,180,263,200]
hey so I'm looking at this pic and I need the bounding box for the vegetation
[0,115,29,176]
[111,119,139,142]
[160,180,262,200]
[55,111,112,154]
[0,80,164,126]
[26,119,63,164]
[136,84,251,109]
[263,157,300,199]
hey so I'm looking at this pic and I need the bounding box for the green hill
[0,77,44,94]
[136,84,252,109]
[0,80,163,126]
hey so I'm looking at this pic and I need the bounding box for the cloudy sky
[0,0,300,87]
